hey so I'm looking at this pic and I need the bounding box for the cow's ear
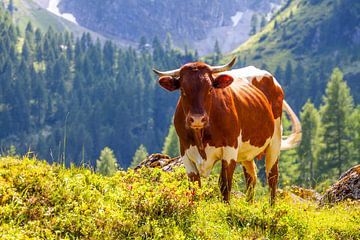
[213,74,234,88]
[158,76,180,91]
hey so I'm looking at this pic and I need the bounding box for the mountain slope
[4,0,129,46]
[58,0,281,55]
[227,0,360,109]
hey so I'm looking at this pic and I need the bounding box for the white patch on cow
[182,152,199,175]
[231,11,244,27]
[265,117,282,175]
[237,133,272,162]
[184,145,221,177]
[226,66,271,81]
[226,66,283,88]
[183,131,272,177]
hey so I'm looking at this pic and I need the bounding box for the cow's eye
[208,88,213,94]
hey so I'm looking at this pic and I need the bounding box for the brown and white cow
[153,57,301,204]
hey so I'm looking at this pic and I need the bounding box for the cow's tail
[280,100,302,151]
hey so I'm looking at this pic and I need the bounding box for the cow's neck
[193,129,207,159]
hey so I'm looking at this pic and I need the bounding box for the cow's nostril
[189,117,194,123]
[201,116,207,123]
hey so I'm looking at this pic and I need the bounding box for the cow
[153,57,301,204]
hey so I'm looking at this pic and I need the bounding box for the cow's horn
[210,57,237,73]
[152,68,180,77]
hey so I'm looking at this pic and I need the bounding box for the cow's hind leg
[219,159,236,202]
[265,118,282,205]
[242,160,257,202]
[266,156,278,206]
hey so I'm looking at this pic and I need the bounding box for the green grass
[0,156,359,239]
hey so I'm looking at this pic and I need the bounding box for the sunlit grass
[0,156,359,239]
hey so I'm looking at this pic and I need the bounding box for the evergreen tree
[277,112,299,186]
[249,14,258,35]
[164,33,173,52]
[96,147,118,176]
[349,106,360,164]
[319,68,353,178]
[7,0,14,14]
[212,40,222,64]
[260,15,267,30]
[130,144,148,168]
[284,60,293,87]
[297,100,321,187]
[162,124,179,157]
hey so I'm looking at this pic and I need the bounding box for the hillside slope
[3,0,129,46]
[58,0,281,55]
[227,0,360,110]
[0,156,359,239]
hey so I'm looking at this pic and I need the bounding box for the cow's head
[153,57,237,130]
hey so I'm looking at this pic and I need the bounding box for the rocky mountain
[57,0,281,55]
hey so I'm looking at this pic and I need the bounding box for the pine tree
[319,68,353,178]
[278,112,300,186]
[212,40,222,64]
[349,106,360,165]
[7,0,14,14]
[249,14,258,35]
[130,144,148,168]
[297,100,321,187]
[260,15,267,30]
[284,60,293,87]
[96,147,118,176]
[162,124,180,157]
[164,33,173,52]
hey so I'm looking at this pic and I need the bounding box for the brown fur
[159,61,285,203]
[268,159,279,205]
[219,160,237,202]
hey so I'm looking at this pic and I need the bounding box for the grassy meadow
[0,156,359,239]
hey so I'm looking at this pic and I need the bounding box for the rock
[134,153,182,172]
[319,165,360,206]
[289,186,321,201]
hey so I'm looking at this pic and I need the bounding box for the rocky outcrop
[135,154,182,172]
[319,165,360,206]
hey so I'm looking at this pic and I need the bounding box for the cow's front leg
[242,160,257,202]
[182,155,201,187]
[219,159,236,202]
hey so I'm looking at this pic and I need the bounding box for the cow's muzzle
[187,114,209,129]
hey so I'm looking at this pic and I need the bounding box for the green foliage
[278,112,300,186]
[319,68,354,178]
[162,124,180,157]
[249,13,258,36]
[349,106,360,161]
[0,6,198,167]
[297,100,321,187]
[0,156,359,239]
[96,147,118,176]
[231,0,360,111]
[130,144,148,168]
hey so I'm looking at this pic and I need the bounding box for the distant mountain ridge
[58,0,281,55]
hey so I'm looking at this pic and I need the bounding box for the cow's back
[225,66,284,120]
